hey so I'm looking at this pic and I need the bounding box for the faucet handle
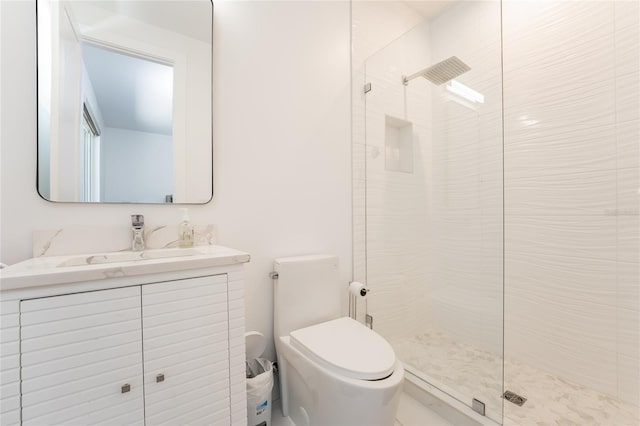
[131,214,144,228]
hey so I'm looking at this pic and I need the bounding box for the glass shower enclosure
[352,1,504,423]
[353,1,640,425]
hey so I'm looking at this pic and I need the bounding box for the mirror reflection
[37,0,213,204]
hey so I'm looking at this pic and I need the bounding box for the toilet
[273,255,404,426]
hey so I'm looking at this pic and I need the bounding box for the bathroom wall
[503,0,640,406]
[0,0,352,361]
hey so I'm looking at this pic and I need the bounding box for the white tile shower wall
[360,20,434,343]
[0,1,352,364]
[351,1,426,69]
[427,0,504,357]
[351,1,428,325]
[503,0,639,407]
[352,0,504,375]
[353,2,505,419]
[352,64,367,326]
[354,0,638,419]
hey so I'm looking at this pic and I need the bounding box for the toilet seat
[289,317,396,380]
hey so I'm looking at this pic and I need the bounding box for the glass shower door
[357,1,504,422]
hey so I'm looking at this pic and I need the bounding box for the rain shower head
[402,56,471,86]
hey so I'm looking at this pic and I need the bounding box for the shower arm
[402,71,424,86]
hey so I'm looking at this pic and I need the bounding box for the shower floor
[392,331,639,426]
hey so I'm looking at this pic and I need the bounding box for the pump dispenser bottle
[178,208,194,248]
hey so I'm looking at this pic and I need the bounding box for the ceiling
[83,43,173,136]
[402,1,453,20]
[71,0,212,44]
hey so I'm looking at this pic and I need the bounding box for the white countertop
[0,245,250,291]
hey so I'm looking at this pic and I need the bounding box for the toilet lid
[245,331,267,360]
[289,317,396,380]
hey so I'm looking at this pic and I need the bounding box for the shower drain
[503,390,527,406]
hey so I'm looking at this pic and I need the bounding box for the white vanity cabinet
[142,275,231,425]
[0,247,249,426]
[20,286,146,426]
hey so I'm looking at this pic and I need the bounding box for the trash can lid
[245,331,267,360]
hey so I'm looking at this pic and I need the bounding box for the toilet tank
[274,255,341,338]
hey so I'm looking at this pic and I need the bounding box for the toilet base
[276,336,404,426]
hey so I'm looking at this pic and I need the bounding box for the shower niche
[384,115,414,173]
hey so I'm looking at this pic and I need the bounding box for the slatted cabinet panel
[142,275,230,426]
[20,287,144,426]
[1,300,22,426]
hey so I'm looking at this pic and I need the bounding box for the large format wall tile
[616,72,640,123]
[618,307,640,359]
[617,121,640,170]
[506,252,617,307]
[503,0,639,407]
[507,216,617,261]
[618,167,640,214]
[504,124,617,172]
[505,169,617,216]
[505,293,618,396]
[618,216,640,264]
[617,261,640,312]
[618,353,640,406]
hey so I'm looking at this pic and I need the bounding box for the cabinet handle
[121,383,131,393]
[156,373,165,383]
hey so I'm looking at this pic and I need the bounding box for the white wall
[100,127,173,203]
[50,1,83,202]
[0,0,352,362]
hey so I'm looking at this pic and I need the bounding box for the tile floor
[269,328,639,425]
[270,393,455,426]
[395,392,456,426]
[393,331,640,426]
[271,398,295,426]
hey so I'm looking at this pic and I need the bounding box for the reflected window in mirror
[81,104,100,202]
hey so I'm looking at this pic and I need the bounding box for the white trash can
[245,332,274,426]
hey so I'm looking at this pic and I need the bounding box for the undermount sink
[57,248,202,267]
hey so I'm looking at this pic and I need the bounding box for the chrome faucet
[131,214,145,251]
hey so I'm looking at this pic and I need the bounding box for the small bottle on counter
[178,208,194,248]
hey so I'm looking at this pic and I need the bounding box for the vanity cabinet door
[20,287,145,426]
[142,274,230,425]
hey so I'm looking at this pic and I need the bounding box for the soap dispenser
[178,208,194,248]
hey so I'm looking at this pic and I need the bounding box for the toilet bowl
[273,255,404,426]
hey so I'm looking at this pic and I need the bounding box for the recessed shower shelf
[384,115,413,173]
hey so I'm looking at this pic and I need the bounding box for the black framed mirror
[37,0,213,203]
